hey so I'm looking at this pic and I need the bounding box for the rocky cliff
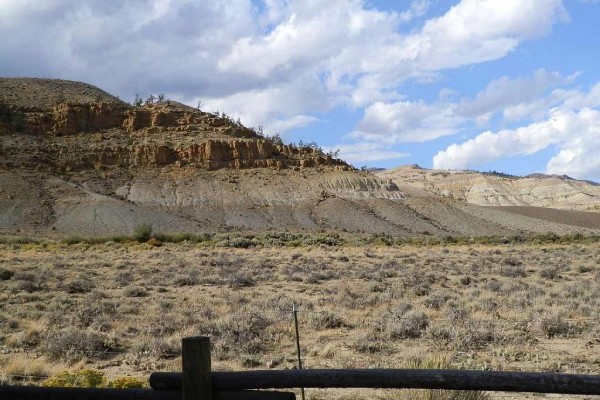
[0,80,349,172]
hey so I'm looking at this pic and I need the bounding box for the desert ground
[1,236,599,399]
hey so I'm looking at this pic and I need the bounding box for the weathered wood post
[182,336,212,400]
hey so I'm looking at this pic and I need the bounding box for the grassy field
[1,238,599,399]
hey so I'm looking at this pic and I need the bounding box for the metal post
[292,303,306,400]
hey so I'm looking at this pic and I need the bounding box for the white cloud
[405,0,568,72]
[351,69,585,148]
[458,69,577,120]
[333,142,409,164]
[397,0,431,23]
[433,108,600,180]
[351,100,463,143]
[198,71,329,132]
[268,115,320,134]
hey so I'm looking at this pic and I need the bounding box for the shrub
[540,266,560,280]
[133,223,153,242]
[153,232,213,244]
[303,233,342,246]
[107,376,145,388]
[428,320,504,352]
[42,370,145,388]
[578,265,593,273]
[424,293,452,310]
[65,277,94,294]
[62,236,84,245]
[379,310,429,339]
[115,271,133,287]
[171,271,200,287]
[73,295,116,328]
[394,356,490,400]
[134,337,180,359]
[214,312,273,356]
[500,265,527,278]
[14,271,43,292]
[534,312,584,338]
[228,272,255,288]
[147,237,162,247]
[217,236,257,248]
[42,369,105,388]
[44,329,112,362]
[309,311,345,330]
[0,267,14,280]
[124,285,148,297]
[351,332,390,354]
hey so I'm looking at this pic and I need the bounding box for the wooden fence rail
[0,386,295,400]
[150,369,600,395]
[2,336,600,399]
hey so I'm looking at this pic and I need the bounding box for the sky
[1,0,599,180]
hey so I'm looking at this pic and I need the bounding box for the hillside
[376,165,600,212]
[1,78,599,237]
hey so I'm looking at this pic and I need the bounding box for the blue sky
[1,0,599,180]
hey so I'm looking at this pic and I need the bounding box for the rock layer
[1,93,349,172]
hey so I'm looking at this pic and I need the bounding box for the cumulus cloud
[351,100,463,143]
[433,108,600,180]
[458,69,578,120]
[411,0,567,73]
[351,68,589,158]
[333,142,409,164]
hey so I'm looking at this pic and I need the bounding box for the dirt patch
[490,206,600,229]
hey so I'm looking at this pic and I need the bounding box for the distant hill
[376,165,600,213]
[1,78,598,236]
[0,77,126,109]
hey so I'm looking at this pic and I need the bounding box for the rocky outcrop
[6,98,259,138]
[2,86,349,172]
[319,175,405,199]
[8,102,128,135]
[52,102,127,135]
[47,139,347,171]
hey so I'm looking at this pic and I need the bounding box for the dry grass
[0,78,125,109]
[0,241,599,399]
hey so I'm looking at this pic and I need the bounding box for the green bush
[217,235,258,248]
[303,233,342,246]
[42,369,105,387]
[132,223,153,242]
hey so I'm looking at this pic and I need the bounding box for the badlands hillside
[0,78,599,237]
[376,165,599,211]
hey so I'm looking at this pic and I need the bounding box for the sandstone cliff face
[52,102,127,135]
[7,99,258,138]
[11,102,127,135]
[46,139,346,171]
[2,97,349,171]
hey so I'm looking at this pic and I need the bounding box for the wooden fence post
[182,336,212,400]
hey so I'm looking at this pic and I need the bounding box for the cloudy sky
[1,0,599,180]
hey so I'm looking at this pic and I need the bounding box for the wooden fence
[2,336,600,400]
